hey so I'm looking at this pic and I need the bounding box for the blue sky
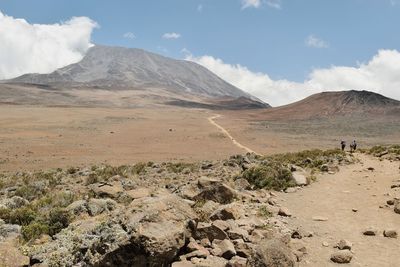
[1,0,399,81]
[1,0,400,105]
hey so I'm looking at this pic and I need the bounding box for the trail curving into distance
[208,114,260,155]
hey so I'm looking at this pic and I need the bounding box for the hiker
[350,140,357,152]
[341,140,346,151]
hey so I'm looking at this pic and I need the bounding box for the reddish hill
[255,90,400,120]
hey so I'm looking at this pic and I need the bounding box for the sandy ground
[1,105,399,172]
[276,153,400,266]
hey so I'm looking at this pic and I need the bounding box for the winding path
[207,114,260,155]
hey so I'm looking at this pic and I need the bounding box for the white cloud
[0,10,97,80]
[305,35,329,48]
[123,32,135,39]
[241,0,282,9]
[241,0,262,9]
[185,50,400,106]
[162,32,181,39]
[266,0,282,9]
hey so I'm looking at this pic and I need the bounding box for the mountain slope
[7,45,264,103]
[255,90,400,120]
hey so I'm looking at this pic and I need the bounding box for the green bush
[0,207,38,226]
[166,162,196,173]
[21,222,49,241]
[132,162,147,175]
[47,208,70,236]
[241,162,294,190]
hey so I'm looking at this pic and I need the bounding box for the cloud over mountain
[0,10,97,79]
[186,49,400,106]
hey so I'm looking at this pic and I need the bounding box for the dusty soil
[277,153,400,266]
[1,105,400,172]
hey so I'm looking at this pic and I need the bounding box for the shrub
[166,162,196,173]
[0,207,38,226]
[132,162,147,175]
[258,206,273,218]
[21,222,49,241]
[241,162,294,190]
[47,208,70,236]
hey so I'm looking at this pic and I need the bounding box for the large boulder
[27,193,197,266]
[0,241,30,267]
[89,181,124,200]
[248,239,296,267]
[194,222,228,242]
[210,203,244,221]
[194,177,237,204]
[291,172,307,186]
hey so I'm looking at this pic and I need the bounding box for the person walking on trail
[350,140,357,152]
[341,140,346,151]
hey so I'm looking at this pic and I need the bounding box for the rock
[352,208,358,212]
[210,204,243,221]
[228,227,249,241]
[322,241,329,247]
[383,229,397,238]
[234,241,255,259]
[292,172,307,186]
[0,242,30,267]
[248,239,296,267]
[0,196,29,209]
[363,228,378,236]
[30,193,196,266]
[212,239,236,260]
[194,222,228,242]
[195,177,237,204]
[330,250,353,264]
[125,187,151,200]
[234,178,251,190]
[0,223,21,240]
[172,261,196,267]
[391,184,400,189]
[87,198,117,216]
[387,199,395,205]
[394,202,400,214]
[335,239,352,250]
[66,200,88,215]
[312,216,328,221]
[89,181,124,200]
[179,249,209,261]
[227,256,248,267]
[278,207,292,217]
[284,187,297,193]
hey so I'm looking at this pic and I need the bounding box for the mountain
[255,90,400,120]
[4,45,269,109]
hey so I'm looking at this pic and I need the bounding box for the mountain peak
[8,45,262,103]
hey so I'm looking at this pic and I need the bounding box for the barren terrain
[277,153,400,266]
[1,105,400,172]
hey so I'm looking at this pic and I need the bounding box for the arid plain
[1,104,400,172]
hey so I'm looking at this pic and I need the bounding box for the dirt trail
[277,153,400,266]
[208,114,260,155]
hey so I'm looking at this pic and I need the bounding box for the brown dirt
[276,153,400,266]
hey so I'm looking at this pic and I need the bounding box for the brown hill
[254,90,400,120]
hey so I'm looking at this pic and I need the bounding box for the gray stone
[248,239,296,267]
[330,250,353,264]
[383,229,397,238]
